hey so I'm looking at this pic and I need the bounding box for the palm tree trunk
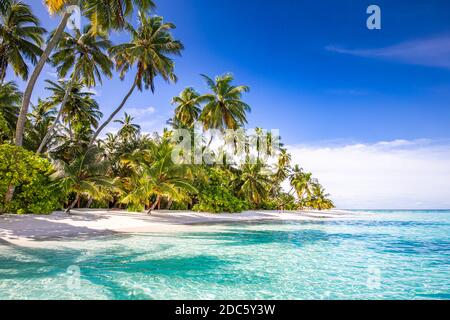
[86,197,93,208]
[147,195,161,215]
[89,80,137,147]
[36,70,78,154]
[6,11,71,204]
[65,193,80,214]
[4,185,14,203]
[15,11,71,147]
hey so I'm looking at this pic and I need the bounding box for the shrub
[193,167,249,213]
[0,144,60,214]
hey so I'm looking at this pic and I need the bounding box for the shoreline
[0,209,359,247]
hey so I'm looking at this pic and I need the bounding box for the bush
[193,167,249,213]
[0,144,60,214]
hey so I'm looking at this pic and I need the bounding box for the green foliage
[0,144,60,214]
[193,167,249,213]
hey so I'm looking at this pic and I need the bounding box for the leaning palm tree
[171,87,202,128]
[90,13,184,145]
[52,146,115,213]
[15,0,155,147]
[37,25,112,153]
[199,74,250,131]
[0,0,46,82]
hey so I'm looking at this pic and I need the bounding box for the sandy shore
[0,209,357,247]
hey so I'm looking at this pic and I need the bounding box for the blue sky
[7,0,450,208]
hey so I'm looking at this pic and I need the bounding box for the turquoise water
[1,210,450,300]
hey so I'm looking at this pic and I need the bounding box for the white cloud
[287,139,450,209]
[326,35,450,70]
[126,107,156,117]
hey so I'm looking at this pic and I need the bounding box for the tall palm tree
[52,146,115,213]
[15,0,155,147]
[37,25,112,153]
[0,0,46,82]
[115,112,140,141]
[199,74,250,131]
[90,13,184,145]
[171,87,201,128]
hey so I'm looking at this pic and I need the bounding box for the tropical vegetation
[0,0,334,215]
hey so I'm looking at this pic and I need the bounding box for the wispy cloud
[287,139,450,209]
[126,107,156,117]
[326,35,450,70]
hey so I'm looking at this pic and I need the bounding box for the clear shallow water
[1,210,450,300]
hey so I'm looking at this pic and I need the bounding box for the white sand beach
[0,209,357,247]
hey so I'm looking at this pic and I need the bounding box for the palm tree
[37,25,112,153]
[15,0,155,147]
[171,87,201,128]
[0,0,12,14]
[274,149,291,184]
[83,0,155,33]
[0,0,46,82]
[0,81,21,133]
[90,13,184,145]
[306,183,335,210]
[199,74,250,131]
[42,79,102,139]
[115,112,140,141]
[52,146,115,213]
[239,162,271,207]
[23,99,58,152]
[121,139,197,213]
[289,165,314,202]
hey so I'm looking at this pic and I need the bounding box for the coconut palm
[0,81,21,133]
[83,0,155,33]
[121,139,197,213]
[0,0,46,82]
[199,74,250,131]
[42,79,102,136]
[274,149,291,184]
[52,146,115,213]
[171,87,201,128]
[23,99,58,152]
[115,112,140,141]
[15,0,155,147]
[90,13,184,145]
[0,0,12,14]
[306,183,335,210]
[238,162,271,207]
[289,165,314,201]
[37,25,112,153]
